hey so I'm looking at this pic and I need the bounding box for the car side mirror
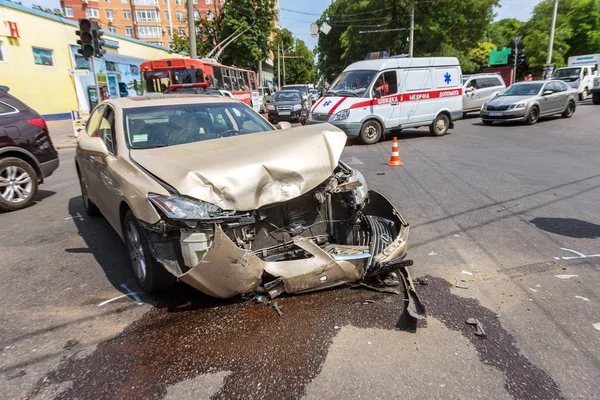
[373,88,382,99]
[276,121,292,130]
[78,135,109,157]
[465,87,473,93]
[542,90,553,96]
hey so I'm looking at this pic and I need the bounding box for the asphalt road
[1,101,599,399]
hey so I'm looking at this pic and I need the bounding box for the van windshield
[553,67,581,80]
[328,70,377,97]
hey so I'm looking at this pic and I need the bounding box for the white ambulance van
[308,57,463,144]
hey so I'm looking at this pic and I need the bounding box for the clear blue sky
[278,0,542,51]
[20,0,541,50]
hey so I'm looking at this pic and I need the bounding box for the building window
[206,0,213,4]
[105,0,112,3]
[193,10,199,20]
[125,26,133,36]
[63,7,73,17]
[86,8,100,18]
[178,27,185,36]
[0,41,4,62]
[133,0,158,5]
[175,0,182,5]
[106,9,114,20]
[164,10,170,20]
[206,10,213,20]
[123,10,131,19]
[135,9,160,22]
[163,0,167,4]
[193,0,197,4]
[33,48,54,66]
[137,26,162,38]
[167,27,172,36]
[176,11,184,21]
[108,26,116,33]
[121,0,129,3]
[168,42,173,48]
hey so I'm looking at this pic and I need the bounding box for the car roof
[469,73,502,78]
[277,89,301,93]
[106,94,239,109]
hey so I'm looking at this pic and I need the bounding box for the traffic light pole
[91,56,101,106]
[512,36,522,83]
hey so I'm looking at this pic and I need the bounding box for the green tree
[522,0,573,70]
[273,29,316,85]
[316,0,500,82]
[465,41,497,73]
[485,18,524,50]
[566,0,600,57]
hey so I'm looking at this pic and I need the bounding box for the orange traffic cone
[388,137,404,166]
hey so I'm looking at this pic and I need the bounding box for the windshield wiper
[142,144,168,149]
[335,90,358,97]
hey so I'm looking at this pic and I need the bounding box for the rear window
[124,102,274,149]
[0,101,18,115]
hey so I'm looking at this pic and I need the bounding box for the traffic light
[76,19,94,58]
[508,49,515,65]
[517,48,526,65]
[92,21,106,58]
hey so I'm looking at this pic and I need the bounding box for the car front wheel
[0,157,38,212]
[359,120,383,144]
[430,114,449,136]
[524,106,539,125]
[123,210,175,293]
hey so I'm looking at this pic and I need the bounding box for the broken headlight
[148,193,227,220]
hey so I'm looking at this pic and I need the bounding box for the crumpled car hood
[130,124,347,211]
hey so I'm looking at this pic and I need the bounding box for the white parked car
[462,73,506,116]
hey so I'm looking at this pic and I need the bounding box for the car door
[87,105,122,230]
[541,82,562,114]
[400,68,433,124]
[78,104,105,204]
[372,70,401,128]
[555,81,570,109]
[463,78,480,111]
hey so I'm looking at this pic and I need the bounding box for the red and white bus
[140,57,260,112]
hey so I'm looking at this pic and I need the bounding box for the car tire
[359,120,383,145]
[123,210,176,293]
[77,169,100,216]
[0,157,38,212]
[429,114,450,136]
[524,106,539,125]
[580,88,588,101]
[482,120,494,125]
[593,93,600,105]
[561,101,575,118]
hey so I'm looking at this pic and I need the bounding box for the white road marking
[556,248,600,260]
[98,284,144,307]
[65,213,84,221]
[575,296,590,302]
[554,275,578,280]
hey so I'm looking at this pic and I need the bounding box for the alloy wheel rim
[531,109,538,121]
[364,124,378,141]
[127,221,147,281]
[0,166,32,203]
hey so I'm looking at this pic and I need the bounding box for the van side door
[371,70,401,129]
[399,68,434,125]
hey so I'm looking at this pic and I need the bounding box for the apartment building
[60,0,223,48]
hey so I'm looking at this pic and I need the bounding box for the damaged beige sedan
[75,95,423,317]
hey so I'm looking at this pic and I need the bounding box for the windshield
[553,68,581,79]
[328,70,376,97]
[499,83,543,96]
[124,103,274,149]
[282,86,307,95]
[273,91,301,102]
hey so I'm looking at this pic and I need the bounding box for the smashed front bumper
[142,171,424,318]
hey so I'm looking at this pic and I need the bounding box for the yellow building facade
[0,0,180,119]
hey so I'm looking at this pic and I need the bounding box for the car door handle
[391,103,399,106]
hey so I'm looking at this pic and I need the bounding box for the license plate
[279,111,291,116]
[489,112,503,117]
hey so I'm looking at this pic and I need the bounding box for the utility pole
[282,45,286,86]
[277,41,281,90]
[187,0,197,59]
[546,0,558,64]
[409,1,415,57]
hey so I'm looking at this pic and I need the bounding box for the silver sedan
[480,80,578,125]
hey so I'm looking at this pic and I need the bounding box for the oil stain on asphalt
[32,277,564,399]
[32,286,409,400]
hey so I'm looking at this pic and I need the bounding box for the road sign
[489,48,511,66]
[320,22,331,35]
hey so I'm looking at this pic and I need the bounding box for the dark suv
[0,86,59,211]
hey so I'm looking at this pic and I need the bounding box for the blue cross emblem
[444,72,451,84]
[323,100,332,106]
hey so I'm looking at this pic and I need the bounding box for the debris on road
[428,251,438,256]
[462,270,473,275]
[529,288,538,292]
[362,299,376,304]
[593,323,600,331]
[456,279,469,289]
[414,277,429,285]
[554,274,578,280]
[466,318,486,337]
[272,300,284,317]
[574,296,590,302]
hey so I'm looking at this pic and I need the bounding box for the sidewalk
[47,119,78,150]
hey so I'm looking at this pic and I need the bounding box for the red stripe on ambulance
[348,88,462,109]
[328,97,347,114]
[311,96,326,113]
